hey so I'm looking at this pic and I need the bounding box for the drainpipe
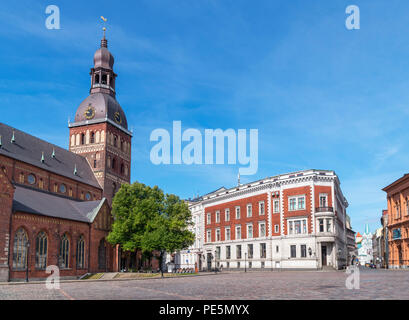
[88,223,91,274]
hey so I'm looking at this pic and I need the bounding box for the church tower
[69,30,132,204]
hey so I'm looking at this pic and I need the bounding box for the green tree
[107,182,195,276]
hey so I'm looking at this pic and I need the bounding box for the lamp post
[25,241,30,283]
[245,252,247,273]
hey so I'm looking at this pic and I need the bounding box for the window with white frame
[274,224,279,233]
[235,225,241,240]
[288,195,306,211]
[225,227,231,241]
[290,245,296,258]
[235,206,240,219]
[260,243,266,258]
[207,213,211,225]
[273,199,280,213]
[215,211,220,223]
[226,246,231,259]
[225,208,230,221]
[259,222,266,237]
[259,201,265,215]
[326,219,332,233]
[247,224,253,239]
[206,230,211,242]
[287,218,308,235]
[216,228,221,242]
[247,204,252,217]
[319,193,328,207]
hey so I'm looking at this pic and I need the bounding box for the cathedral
[0,32,134,282]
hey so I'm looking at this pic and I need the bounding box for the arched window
[39,178,44,190]
[120,163,124,175]
[81,133,85,145]
[35,232,47,270]
[95,74,100,84]
[90,132,95,144]
[98,239,106,270]
[112,158,116,170]
[113,135,117,147]
[13,228,28,269]
[19,172,24,184]
[76,236,85,269]
[59,234,70,269]
[101,74,107,85]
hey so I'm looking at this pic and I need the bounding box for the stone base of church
[0,266,9,282]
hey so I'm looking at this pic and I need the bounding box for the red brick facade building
[0,33,133,281]
[200,170,349,270]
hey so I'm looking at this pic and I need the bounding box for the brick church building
[0,33,133,281]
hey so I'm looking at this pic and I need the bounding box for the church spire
[90,17,117,97]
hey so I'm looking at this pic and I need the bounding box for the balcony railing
[315,206,334,213]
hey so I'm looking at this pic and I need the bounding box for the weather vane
[100,16,107,37]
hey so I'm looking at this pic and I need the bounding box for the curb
[0,272,217,286]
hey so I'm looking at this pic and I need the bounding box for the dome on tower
[74,92,128,130]
[94,46,114,69]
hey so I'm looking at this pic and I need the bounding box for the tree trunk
[160,251,164,278]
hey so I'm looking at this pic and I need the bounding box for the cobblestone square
[0,268,408,300]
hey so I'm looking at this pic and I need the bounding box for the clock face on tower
[84,105,95,120]
[114,111,122,124]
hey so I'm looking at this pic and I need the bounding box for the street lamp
[308,247,312,257]
[25,241,30,282]
[245,253,247,273]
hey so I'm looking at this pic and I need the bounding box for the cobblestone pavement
[1,268,408,300]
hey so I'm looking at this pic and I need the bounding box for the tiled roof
[12,185,105,223]
[0,122,101,189]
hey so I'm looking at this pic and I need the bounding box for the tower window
[95,74,100,84]
[113,135,117,147]
[90,132,95,144]
[101,74,107,85]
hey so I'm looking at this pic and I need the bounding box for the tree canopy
[107,182,195,273]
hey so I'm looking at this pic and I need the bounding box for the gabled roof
[0,123,101,189]
[12,185,106,223]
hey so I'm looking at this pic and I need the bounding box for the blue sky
[1,0,409,235]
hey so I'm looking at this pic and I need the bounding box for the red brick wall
[282,186,312,235]
[69,122,131,204]
[8,209,115,280]
[0,169,14,281]
[205,193,269,242]
[314,185,333,208]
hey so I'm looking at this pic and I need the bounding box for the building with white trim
[191,169,349,271]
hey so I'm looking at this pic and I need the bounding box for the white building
[356,224,373,265]
[191,169,349,271]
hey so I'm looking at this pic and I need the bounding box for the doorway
[321,245,327,266]
[207,253,212,271]
[398,245,403,266]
